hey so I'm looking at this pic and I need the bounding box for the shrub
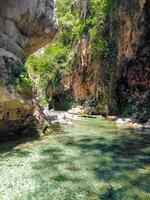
[10,65,33,97]
[122,103,133,117]
[39,96,49,109]
[96,96,108,115]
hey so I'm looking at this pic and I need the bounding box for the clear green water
[0,118,150,200]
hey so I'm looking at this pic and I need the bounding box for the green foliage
[49,95,73,111]
[26,43,72,96]
[39,96,49,108]
[122,103,133,117]
[10,65,33,97]
[63,97,73,111]
[16,84,32,97]
[108,98,118,114]
[88,0,120,57]
[96,96,108,114]
[88,0,112,56]
[78,100,86,106]
[138,107,150,123]
[10,66,25,84]
[139,113,147,124]
[79,110,87,117]
[26,0,119,108]
[10,66,32,86]
[44,121,51,130]
[26,0,80,107]
[27,43,69,74]
[57,0,83,42]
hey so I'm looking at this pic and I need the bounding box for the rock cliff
[71,0,99,102]
[0,0,57,140]
[116,0,150,108]
[103,0,150,120]
[71,0,150,120]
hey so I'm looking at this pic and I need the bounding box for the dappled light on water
[0,119,150,200]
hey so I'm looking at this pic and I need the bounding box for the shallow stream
[0,118,150,200]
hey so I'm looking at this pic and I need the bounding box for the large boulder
[0,0,57,140]
[0,86,37,141]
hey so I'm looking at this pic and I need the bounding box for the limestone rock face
[72,36,100,102]
[72,0,150,119]
[71,0,100,102]
[117,0,150,93]
[0,0,57,60]
[0,86,36,141]
[114,0,150,119]
[0,0,57,140]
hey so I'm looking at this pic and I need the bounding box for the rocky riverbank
[43,107,78,125]
[68,105,150,130]
[115,118,150,130]
[41,104,150,131]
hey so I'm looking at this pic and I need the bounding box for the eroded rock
[0,0,57,140]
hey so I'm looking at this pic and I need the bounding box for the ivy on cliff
[10,66,33,97]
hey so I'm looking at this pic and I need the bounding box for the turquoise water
[0,118,150,200]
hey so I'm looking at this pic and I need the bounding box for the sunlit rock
[0,0,57,139]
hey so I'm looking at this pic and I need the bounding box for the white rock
[143,119,150,129]
[116,118,125,124]
[68,106,83,115]
[124,118,132,123]
[107,116,118,121]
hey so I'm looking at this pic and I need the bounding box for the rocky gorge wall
[116,0,150,112]
[1,0,149,140]
[71,0,100,102]
[0,0,57,140]
[71,0,150,120]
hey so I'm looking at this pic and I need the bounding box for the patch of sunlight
[0,118,149,200]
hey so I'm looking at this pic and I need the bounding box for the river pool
[0,118,150,200]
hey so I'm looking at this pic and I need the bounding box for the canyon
[0,1,149,199]
[0,0,150,139]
